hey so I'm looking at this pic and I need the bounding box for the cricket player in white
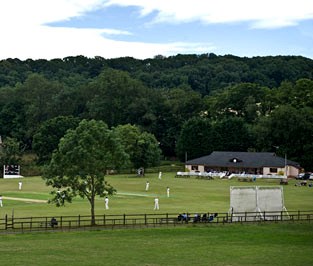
[167,187,170,197]
[158,171,162,179]
[18,181,22,190]
[105,197,109,209]
[154,197,159,210]
[145,181,150,191]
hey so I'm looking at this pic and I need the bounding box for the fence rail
[0,210,312,234]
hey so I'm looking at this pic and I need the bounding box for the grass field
[0,173,312,217]
[0,173,313,266]
[0,223,313,266]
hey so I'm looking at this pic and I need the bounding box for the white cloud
[0,22,213,59]
[106,0,313,28]
[0,0,102,26]
[0,0,217,59]
[0,0,312,59]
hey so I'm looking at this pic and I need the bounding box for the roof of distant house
[186,151,301,168]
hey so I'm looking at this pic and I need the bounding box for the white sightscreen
[230,187,257,213]
[257,187,284,212]
[230,186,286,221]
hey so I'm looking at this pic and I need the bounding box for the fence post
[144,214,147,225]
[166,213,169,225]
[103,214,106,226]
[5,214,7,230]
[123,214,126,225]
[78,215,80,227]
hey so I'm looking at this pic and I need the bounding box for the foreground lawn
[0,223,312,266]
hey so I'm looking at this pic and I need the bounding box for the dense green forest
[0,54,313,172]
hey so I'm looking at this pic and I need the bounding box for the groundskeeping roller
[229,186,289,221]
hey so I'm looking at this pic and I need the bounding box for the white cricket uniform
[105,197,109,209]
[154,198,159,210]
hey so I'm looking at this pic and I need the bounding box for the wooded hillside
[1,54,313,171]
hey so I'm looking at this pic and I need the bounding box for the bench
[39,221,51,228]
[39,220,58,228]
[159,218,177,224]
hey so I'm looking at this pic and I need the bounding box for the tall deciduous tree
[17,74,63,144]
[176,116,253,161]
[113,124,161,170]
[85,69,152,127]
[32,116,80,164]
[204,83,270,122]
[155,88,204,157]
[254,105,313,171]
[176,117,217,161]
[0,136,23,164]
[43,119,129,225]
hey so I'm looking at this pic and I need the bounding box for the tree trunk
[90,177,96,226]
[90,197,96,226]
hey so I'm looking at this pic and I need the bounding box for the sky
[0,0,313,60]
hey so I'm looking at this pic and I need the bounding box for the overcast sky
[1,0,313,60]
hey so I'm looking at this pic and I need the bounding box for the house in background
[185,151,301,177]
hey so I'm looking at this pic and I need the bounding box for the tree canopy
[32,116,80,164]
[43,119,129,225]
[1,54,313,170]
[113,124,161,170]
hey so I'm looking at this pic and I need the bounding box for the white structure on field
[3,165,23,178]
[229,186,288,221]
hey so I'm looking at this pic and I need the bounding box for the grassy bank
[0,223,312,266]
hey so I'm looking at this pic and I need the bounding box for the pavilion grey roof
[186,151,301,168]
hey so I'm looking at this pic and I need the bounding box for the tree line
[0,54,313,172]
